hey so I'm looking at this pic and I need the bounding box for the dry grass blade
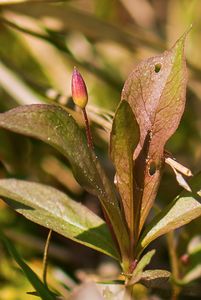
[0,60,42,104]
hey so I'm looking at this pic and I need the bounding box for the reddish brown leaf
[110,101,139,249]
[121,33,188,237]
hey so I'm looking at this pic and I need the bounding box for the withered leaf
[140,269,171,289]
[121,33,188,236]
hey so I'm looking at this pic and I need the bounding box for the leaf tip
[175,26,192,49]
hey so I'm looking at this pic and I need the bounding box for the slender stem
[167,231,181,300]
[42,229,52,286]
[82,107,94,149]
[129,159,135,261]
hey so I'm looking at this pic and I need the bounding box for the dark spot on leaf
[154,63,162,73]
[149,161,156,176]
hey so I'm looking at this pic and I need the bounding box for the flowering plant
[0,32,201,299]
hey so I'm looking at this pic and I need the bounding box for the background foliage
[0,0,201,299]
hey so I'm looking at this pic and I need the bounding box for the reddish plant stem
[82,107,131,269]
[129,259,138,273]
[82,107,94,149]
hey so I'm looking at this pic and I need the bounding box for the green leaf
[122,32,188,235]
[0,105,99,195]
[0,231,56,300]
[110,100,139,243]
[127,249,155,286]
[140,269,171,289]
[0,179,120,260]
[0,104,129,260]
[138,172,201,254]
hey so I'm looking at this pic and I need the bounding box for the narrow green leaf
[110,101,139,243]
[122,32,188,235]
[0,231,55,300]
[0,104,129,259]
[138,172,201,254]
[127,249,155,286]
[0,179,120,260]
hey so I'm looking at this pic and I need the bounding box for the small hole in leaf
[149,161,156,176]
[154,63,161,73]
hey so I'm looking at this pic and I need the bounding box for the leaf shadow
[75,224,119,259]
[4,198,35,210]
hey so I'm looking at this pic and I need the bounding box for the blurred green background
[0,0,201,299]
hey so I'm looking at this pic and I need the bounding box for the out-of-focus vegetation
[0,0,201,299]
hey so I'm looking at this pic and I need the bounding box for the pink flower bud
[71,67,88,109]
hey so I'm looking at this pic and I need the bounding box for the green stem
[42,229,52,287]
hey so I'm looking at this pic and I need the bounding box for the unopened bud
[71,67,88,109]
